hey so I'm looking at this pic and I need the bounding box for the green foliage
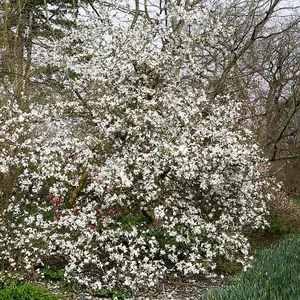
[200,234,300,300]
[0,272,23,289]
[118,212,149,230]
[0,282,60,300]
[59,278,76,294]
[98,288,124,299]
[267,215,294,235]
[294,196,300,207]
[215,261,243,276]
[40,267,64,281]
[268,216,285,235]
[66,68,80,80]
[39,266,75,293]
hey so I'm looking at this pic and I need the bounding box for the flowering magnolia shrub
[0,0,272,295]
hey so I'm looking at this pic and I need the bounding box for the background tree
[189,0,300,192]
[0,0,80,104]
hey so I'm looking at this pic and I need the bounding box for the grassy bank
[200,234,300,300]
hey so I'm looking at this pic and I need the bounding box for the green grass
[0,282,60,300]
[200,234,300,300]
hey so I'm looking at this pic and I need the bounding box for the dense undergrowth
[0,205,299,300]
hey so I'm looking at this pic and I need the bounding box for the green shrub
[97,288,124,299]
[266,215,294,235]
[0,282,60,300]
[200,235,300,300]
[40,266,64,281]
[39,266,75,294]
[117,212,149,230]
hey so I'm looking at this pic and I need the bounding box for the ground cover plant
[200,234,300,300]
[0,0,284,297]
[0,281,60,300]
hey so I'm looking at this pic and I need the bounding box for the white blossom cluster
[0,0,272,296]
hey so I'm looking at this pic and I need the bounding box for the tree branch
[68,167,89,208]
